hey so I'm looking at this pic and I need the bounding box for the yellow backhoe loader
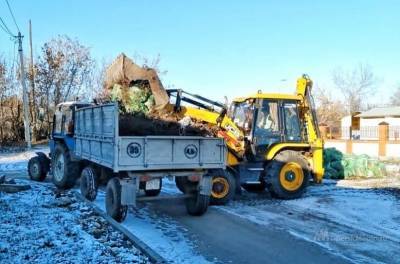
[105,54,324,205]
[168,76,324,204]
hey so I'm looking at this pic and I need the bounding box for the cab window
[253,100,280,146]
[231,101,254,133]
[283,102,301,141]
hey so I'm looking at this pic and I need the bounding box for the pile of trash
[323,148,386,179]
[100,53,217,137]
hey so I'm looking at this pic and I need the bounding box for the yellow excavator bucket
[104,53,170,109]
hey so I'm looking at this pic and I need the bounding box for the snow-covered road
[1,147,399,263]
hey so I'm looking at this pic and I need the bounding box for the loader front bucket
[105,53,170,109]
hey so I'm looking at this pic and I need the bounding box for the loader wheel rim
[211,177,229,199]
[279,162,304,191]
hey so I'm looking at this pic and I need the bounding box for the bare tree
[332,64,379,114]
[314,84,346,126]
[132,52,168,76]
[34,35,94,138]
[0,57,25,143]
[390,84,400,106]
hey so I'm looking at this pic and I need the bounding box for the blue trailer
[28,102,226,222]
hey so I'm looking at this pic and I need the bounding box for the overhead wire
[5,0,20,32]
[0,16,15,37]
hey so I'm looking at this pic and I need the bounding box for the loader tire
[80,166,98,201]
[52,144,80,189]
[265,150,310,199]
[28,156,48,182]
[106,178,127,222]
[210,170,235,205]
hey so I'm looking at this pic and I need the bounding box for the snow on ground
[0,180,148,264]
[0,146,49,173]
[95,187,211,264]
[2,147,400,263]
[215,181,400,264]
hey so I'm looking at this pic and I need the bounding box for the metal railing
[340,126,379,140]
[389,126,400,140]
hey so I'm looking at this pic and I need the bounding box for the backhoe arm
[296,75,324,183]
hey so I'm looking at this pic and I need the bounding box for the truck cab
[49,101,91,157]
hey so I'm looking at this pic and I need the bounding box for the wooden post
[378,122,389,157]
[346,139,352,154]
[29,19,36,142]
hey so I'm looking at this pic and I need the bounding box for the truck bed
[74,104,226,172]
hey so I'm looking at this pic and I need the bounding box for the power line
[5,0,20,32]
[0,16,14,37]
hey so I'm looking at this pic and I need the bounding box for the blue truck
[28,102,226,222]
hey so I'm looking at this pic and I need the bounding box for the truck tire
[175,176,197,193]
[175,176,187,193]
[80,166,98,201]
[106,178,127,222]
[52,144,80,189]
[265,150,310,199]
[210,170,235,205]
[28,156,48,181]
[143,179,162,197]
[185,191,210,216]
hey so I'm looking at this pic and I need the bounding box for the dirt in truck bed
[119,111,218,137]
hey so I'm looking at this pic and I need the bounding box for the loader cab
[230,95,304,161]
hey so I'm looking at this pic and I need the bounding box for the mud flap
[198,175,212,196]
[120,178,138,206]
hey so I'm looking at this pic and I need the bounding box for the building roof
[356,107,400,118]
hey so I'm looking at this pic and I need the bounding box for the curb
[74,191,167,263]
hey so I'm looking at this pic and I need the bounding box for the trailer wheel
[185,191,210,216]
[106,178,127,222]
[265,150,310,199]
[175,176,187,193]
[80,166,98,201]
[184,178,210,216]
[210,170,235,205]
[28,156,48,181]
[144,179,162,197]
[52,144,80,189]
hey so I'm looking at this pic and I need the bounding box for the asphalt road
[146,198,352,264]
[2,169,353,263]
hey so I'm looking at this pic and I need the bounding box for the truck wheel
[52,144,80,189]
[175,176,197,193]
[265,150,310,199]
[185,191,210,216]
[210,170,235,205]
[28,156,48,181]
[106,178,127,222]
[80,166,98,201]
[175,176,187,193]
[143,179,162,197]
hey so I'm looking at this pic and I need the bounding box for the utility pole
[17,32,31,149]
[29,20,36,141]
